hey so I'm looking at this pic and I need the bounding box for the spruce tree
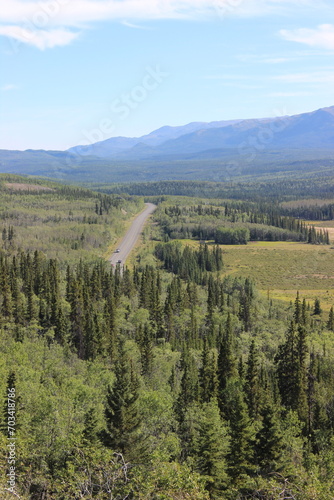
[294,291,301,324]
[313,298,322,316]
[194,399,229,498]
[301,298,307,325]
[101,343,143,461]
[327,306,334,331]
[199,339,218,403]
[255,403,283,473]
[227,388,254,480]
[275,321,298,410]
[275,321,308,423]
[245,340,260,420]
[140,323,154,377]
[296,324,308,422]
[175,351,199,424]
[1,273,13,320]
[218,313,237,413]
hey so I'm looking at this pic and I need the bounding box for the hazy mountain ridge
[0,106,333,182]
[67,106,334,160]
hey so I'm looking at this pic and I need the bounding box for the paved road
[109,202,157,267]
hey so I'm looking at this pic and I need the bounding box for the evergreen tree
[275,322,308,423]
[327,306,334,331]
[301,297,307,326]
[139,323,154,377]
[194,399,229,498]
[26,282,37,322]
[104,293,117,361]
[245,340,260,420]
[296,325,308,422]
[199,339,218,403]
[1,272,13,320]
[255,403,283,473]
[227,388,254,481]
[100,343,143,461]
[218,314,237,413]
[175,351,199,424]
[294,291,301,324]
[82,408,99,446]
[313,298,322,316]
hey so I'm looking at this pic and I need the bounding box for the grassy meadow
[221,240,334,309]
[149,237,334,311]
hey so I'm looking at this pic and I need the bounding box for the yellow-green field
[222,241,334,309]
[162,238,334,309]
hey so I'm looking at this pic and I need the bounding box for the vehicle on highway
[117,259,122,264]
[115,248,120,253]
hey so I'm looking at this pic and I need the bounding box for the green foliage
[100,342,144,461]
[0,176,144,264]
[275,321,308,423]
[216,227,250,245]
[255,403,284,472]
[153,197,328,246]
[155,241,223,283]
[193,399,229,498]
[1,177,334,498]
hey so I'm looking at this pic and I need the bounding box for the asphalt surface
[109,202,157,267]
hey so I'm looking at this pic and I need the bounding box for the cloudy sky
[1,0,334,150]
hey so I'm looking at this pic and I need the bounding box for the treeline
[154,242,223,283]
[281,202,334,221]
[215,227,250,245]
[97,176,334,202]
[157,202,329,245]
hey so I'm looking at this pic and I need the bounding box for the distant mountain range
[67,106,334,160]
[1,106,334,183]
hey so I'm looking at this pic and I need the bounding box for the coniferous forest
[1,176,334,499]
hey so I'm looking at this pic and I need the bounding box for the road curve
[109,202,157,267]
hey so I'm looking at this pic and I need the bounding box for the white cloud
[268,91,312,96]
[1,83,18,91]
[0,0,329,50]
[237,54,294,64]
[121,21,154,30]
[0,0,324,26]
[203,74,250,80]
[0,25,79,49]
[280,24,334,51]
[273,70,334,84]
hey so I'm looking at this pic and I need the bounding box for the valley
[1,173,334,500]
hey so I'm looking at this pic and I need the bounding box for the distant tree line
[157,202,329,245]
[154,242,223,283]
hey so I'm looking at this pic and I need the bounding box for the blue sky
[1,0,334,150]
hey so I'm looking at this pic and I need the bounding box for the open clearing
[171,239,334,309]
[221,241,334,308]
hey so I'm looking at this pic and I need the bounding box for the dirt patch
[4,182,54,192]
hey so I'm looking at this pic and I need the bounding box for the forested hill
[95,176,334,201]
[1,175,334,499]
